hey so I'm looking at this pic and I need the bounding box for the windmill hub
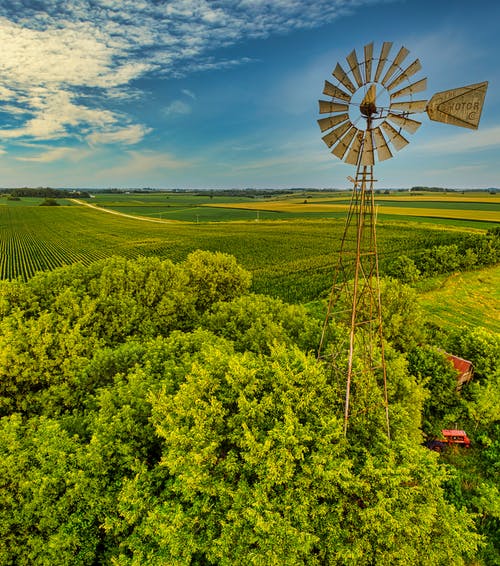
[360,100,377,117]
[359,84,378,117]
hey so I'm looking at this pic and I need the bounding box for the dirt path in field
[69,199,177,223]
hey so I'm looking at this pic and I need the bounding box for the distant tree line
[0,187,90,198]
[410,186,453,192]
[410,186,499,193]
[388,228,500,283]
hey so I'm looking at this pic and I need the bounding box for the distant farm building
[446,354,474,389]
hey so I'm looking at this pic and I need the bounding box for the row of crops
[0,207,109,279]
[0,202,486,303]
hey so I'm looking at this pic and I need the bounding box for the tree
[407,345,464,436]
[183,250,252,311]
[0,415,101,565]
[387,255,421,284]
[202,293,321,355]
[109,341,480,565]
[445,326,500,382]
[379,278,425,351]
[39,197,59,206]
[0,253,252,418]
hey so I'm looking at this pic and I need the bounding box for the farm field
[418,264,500,333]
[0,198,487,303]
[82,190,500,228]
[202,194,500,224]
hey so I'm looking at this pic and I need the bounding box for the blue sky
[0,0,498,189]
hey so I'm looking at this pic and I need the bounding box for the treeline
[0,252,498,564]
[388,228,500,282]
[410,186,499,192]
[193,188,318,198]
[0,187,90,198]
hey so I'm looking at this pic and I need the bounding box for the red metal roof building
[445,354,474,389]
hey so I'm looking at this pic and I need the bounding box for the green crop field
[0,195,493,304]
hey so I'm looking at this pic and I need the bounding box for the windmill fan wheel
[318,41,428,165]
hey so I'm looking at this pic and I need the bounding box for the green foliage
[411,323,500,564]
[0,253,250,418]
[183,249,252,310]
[39,197,59,206]
[407,345,464,436]
[0,415,100,565]
[379,278,425,351]
[0,254,490,564]
[444,326,500,381]
[386,254,421,283]
[202,293,321,354]
[110,342,478,565]
[388,231,500,284]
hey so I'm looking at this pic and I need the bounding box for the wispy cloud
[0,0,384,149]
[182,89,197,100]
[15,146,82,163]
[418,125,500,155]
[87,124,153,146]
[163,100,192,117]
[101,149,194,178]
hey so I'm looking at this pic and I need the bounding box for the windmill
[316,41,487,438]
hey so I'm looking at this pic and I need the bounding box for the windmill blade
[373,127,393,161]
[381,121,409,151]
[344,130,364,165]
[386,59,422,92]
[374,41,392,82]
[322,80,351,102]
[364,42,374,83]
[386,113,422,134]
[360,129,375,166]
[346,49,364,88]
[318,100,350,114]
[426,81,488,129]
[390,78,427,101]
[332,62,356,94]
[332,126,358,159]
[381,46,410,86]
[322,120,353,148]
[390,99,428,113]
[317,113,350,132]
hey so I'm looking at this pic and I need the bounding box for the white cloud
[163,100,192,117]
[87,124,152,145]
[0,0,392,150]
[0,89,119,141]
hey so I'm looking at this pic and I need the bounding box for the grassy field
[418,265,500,333]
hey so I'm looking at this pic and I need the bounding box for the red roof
[446,354,473,375]
[442,429,467,437]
